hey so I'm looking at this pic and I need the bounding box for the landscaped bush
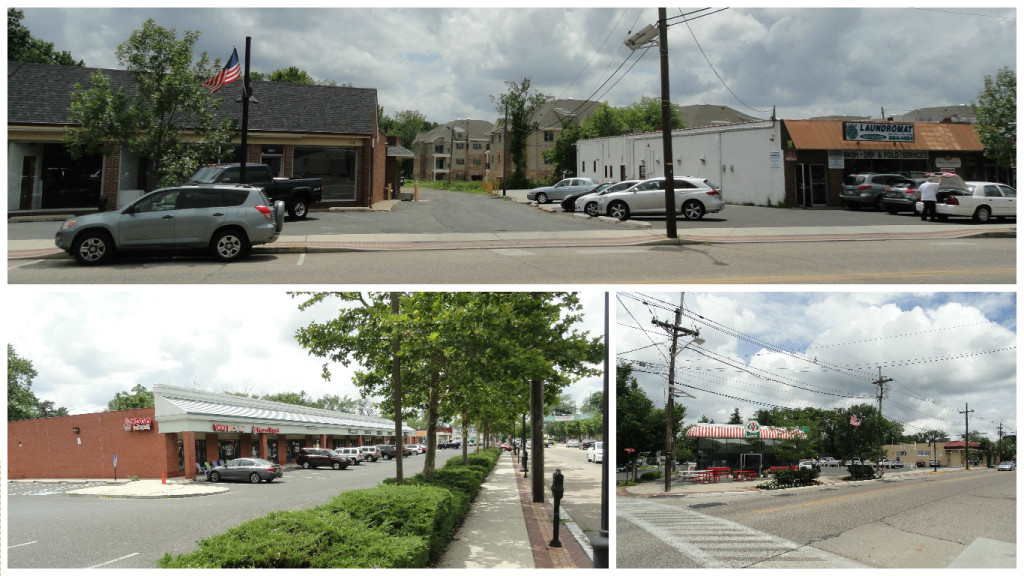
[326,484,461,563]
[639,470,663,482]
[757,468,819,490]
[847,464,879,480]
[157,507,428,568]
[160,448,506,568]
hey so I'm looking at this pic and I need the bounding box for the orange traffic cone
[161,470,166,484]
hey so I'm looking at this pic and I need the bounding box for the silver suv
[840,173,914,211]
[55,184,285,265]
[358,446,380,462]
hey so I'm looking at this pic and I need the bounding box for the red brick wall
[7,408,172,480]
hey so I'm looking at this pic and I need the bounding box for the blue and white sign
[843,122,915,143]
[113,454,118,467]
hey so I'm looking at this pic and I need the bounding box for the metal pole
[664,297,681,492]
[592,292,611,568]
[658,8,677,239]
[240,37,251,183]
[502,103,508,196]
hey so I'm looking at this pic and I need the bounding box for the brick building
[7,61,400,215]
[7,385,415,481]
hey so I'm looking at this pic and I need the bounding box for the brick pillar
[207,434,220,464]
[183,431,197,479]
[319,434,327,448]
[258,434,269,459]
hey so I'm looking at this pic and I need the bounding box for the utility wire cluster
[616,292,1016,435]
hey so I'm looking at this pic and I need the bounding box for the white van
[333,447,361,465]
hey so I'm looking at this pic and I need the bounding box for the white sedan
[575,180,640,216]
[595,176,724,221]
[587,441,603,463]
[917,181,1016,223]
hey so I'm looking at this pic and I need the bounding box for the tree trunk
[423,371,440,482]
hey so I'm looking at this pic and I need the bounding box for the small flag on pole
[203,47,241,93]
[850,415,861,427]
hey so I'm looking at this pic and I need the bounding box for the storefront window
[267,440,278,463]
[293,146,358,202]
[219,440,240,461]
[178,439,184,471]
[286,439,305,462]
[8,142,103,211]
[195,439,207,467]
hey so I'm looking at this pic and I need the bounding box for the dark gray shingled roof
[7,61,377,136]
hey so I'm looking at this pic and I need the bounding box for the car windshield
[595,442,603,450]
[190,166,223,183]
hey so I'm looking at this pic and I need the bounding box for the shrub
[847,464,878,480]
[638,470,663,482]
[326,484,461,563]
[158,507,428,568]
[770,468,819,488]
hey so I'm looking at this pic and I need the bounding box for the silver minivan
[55,184,284,265]
[333,447,361,466]
[358,446,380,462]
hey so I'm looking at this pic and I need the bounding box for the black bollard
[549,468,564,547]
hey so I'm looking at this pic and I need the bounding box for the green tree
[728,407,743,424]
[250,66,339,86]
[9,344,41,421]
[621,95,685,133]
[63,18,237,189]
[973,67,1016,171]
[379,109,438,148]
[491,77,550,188]
[8,8,83,66]
[105,383,154,411]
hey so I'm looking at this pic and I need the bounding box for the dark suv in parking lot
[295,447,349,470]
[840,173,914,211]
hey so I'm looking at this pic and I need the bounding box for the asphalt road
[5,456,427,569]
[616,468,1015,568]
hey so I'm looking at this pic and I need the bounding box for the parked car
[915,460,927,467]
[358,446,381,462]
[798,460,816,470]
[920,181,1017,223]
[207,458,283,483]
[296,447,350,470]
[527,177,598,204]
[335,447,363,465]
[587,441,604,463]
[439,440,462,449]
[406,444,425,454]
[595,176,724,221]
[577,180,641,216]
[997,461,1016,471]
[581,439,596,450]
[560,182,614,212]
[566,439,581,448]
[840,173,915,211]
[55,184,285,265]
[819,457,841,467]
[930,459,941,467]
[880,178,928,214]
[880,459,905,468]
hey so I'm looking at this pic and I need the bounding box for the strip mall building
[7,385,415,480]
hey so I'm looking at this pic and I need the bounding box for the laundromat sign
[843,122,915,143]
[213,424,280,434]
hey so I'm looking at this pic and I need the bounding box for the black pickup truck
[189,163,323,219]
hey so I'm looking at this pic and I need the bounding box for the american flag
[850,415,862,427]
[203,48,240,93]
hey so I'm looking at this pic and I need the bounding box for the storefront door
[796,163,828,207]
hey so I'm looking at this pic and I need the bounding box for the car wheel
[972,205,992,223]
[210,228,251,262]
[874,196,885,211]
[535,192,549,204]
[249,472,261,484]
[288,197,309,220]
[332,461,342,470]
[584,202,599,217]
[301,461,310,469]
[608,201,630,221]
[383,453,391,460]
[71,230,115,266]
[209,471,221,482]
[682,200,705,220]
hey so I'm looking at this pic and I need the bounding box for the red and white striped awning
[685,424,806,440]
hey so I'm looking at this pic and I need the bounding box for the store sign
[252,426,280,434]
[843,122,915,142]
[934,156,962,168]
[840,150,928,160]
[212,424,280,434]
[124,417,152,431]
[745,420,760,439]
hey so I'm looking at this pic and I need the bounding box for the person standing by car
[919,177,940,221]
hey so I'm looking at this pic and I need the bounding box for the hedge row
[159,448,502,568]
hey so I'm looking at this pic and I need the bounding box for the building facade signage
[843,122,915,142]
[124,417,153,431]
[839,150,929,160]
[212,423,280,434]
[744,420,760,439]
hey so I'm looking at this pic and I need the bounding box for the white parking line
[88,552,139,568]
[297,253,305,265]
[9,541,38,549]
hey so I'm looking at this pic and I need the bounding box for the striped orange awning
[685,424,807,440]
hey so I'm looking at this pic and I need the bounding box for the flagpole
[240,38,251,183]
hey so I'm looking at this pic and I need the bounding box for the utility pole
[652,293,700,492]
[873,367,892,419]
[996,422,1004,465]
[502,103,509,196]
[959,403,974,470]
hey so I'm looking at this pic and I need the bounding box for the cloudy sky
[615,291,1017,441]
[7,289,608,418]
[15,5,1016,124]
